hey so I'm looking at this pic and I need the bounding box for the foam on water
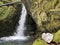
[0,36,29,41]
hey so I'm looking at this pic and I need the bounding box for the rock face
[53,30,60,42]
[22,0,60,33]
[0,1,22,37]
[42,33,53,43]
[21,0,60,44]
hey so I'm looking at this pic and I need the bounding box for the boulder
[42,33,53,43]
[22,0,60,33]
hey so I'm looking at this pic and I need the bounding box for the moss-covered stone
[32,38,49,45]
[22,0,60,34]
[0,6,15,20]
[0,1,22,37]
[53,30,60,42]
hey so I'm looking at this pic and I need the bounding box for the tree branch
[0,2,21,7]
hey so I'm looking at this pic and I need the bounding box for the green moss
[45,21,60,31]
[43,0,57,11]
[0,1,16,21]
[53,30,60,42]
[0,6,15,20]
[33,38,49,45]
[1,0,12,2]
[40,12,47,22]
[0,2,22,37]
[0,2,3,4]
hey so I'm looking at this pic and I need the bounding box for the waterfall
[0,4,29,41]
[15,4,27,36]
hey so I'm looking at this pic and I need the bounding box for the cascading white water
[15,4,27,36]
[0,4,29,41]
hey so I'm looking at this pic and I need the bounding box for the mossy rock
[0,6,15,20]
[0,2,3,4]
[53,30,60,42]
[22,0,60,34]
[0,1,22,37]
[32,38,49,45]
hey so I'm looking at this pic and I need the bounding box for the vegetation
[22,0,60,33]
[0,0,60,44]
[32,38,49,45]
[22,0,60,44]
[0,1,22,37]
[53,30,60,42]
